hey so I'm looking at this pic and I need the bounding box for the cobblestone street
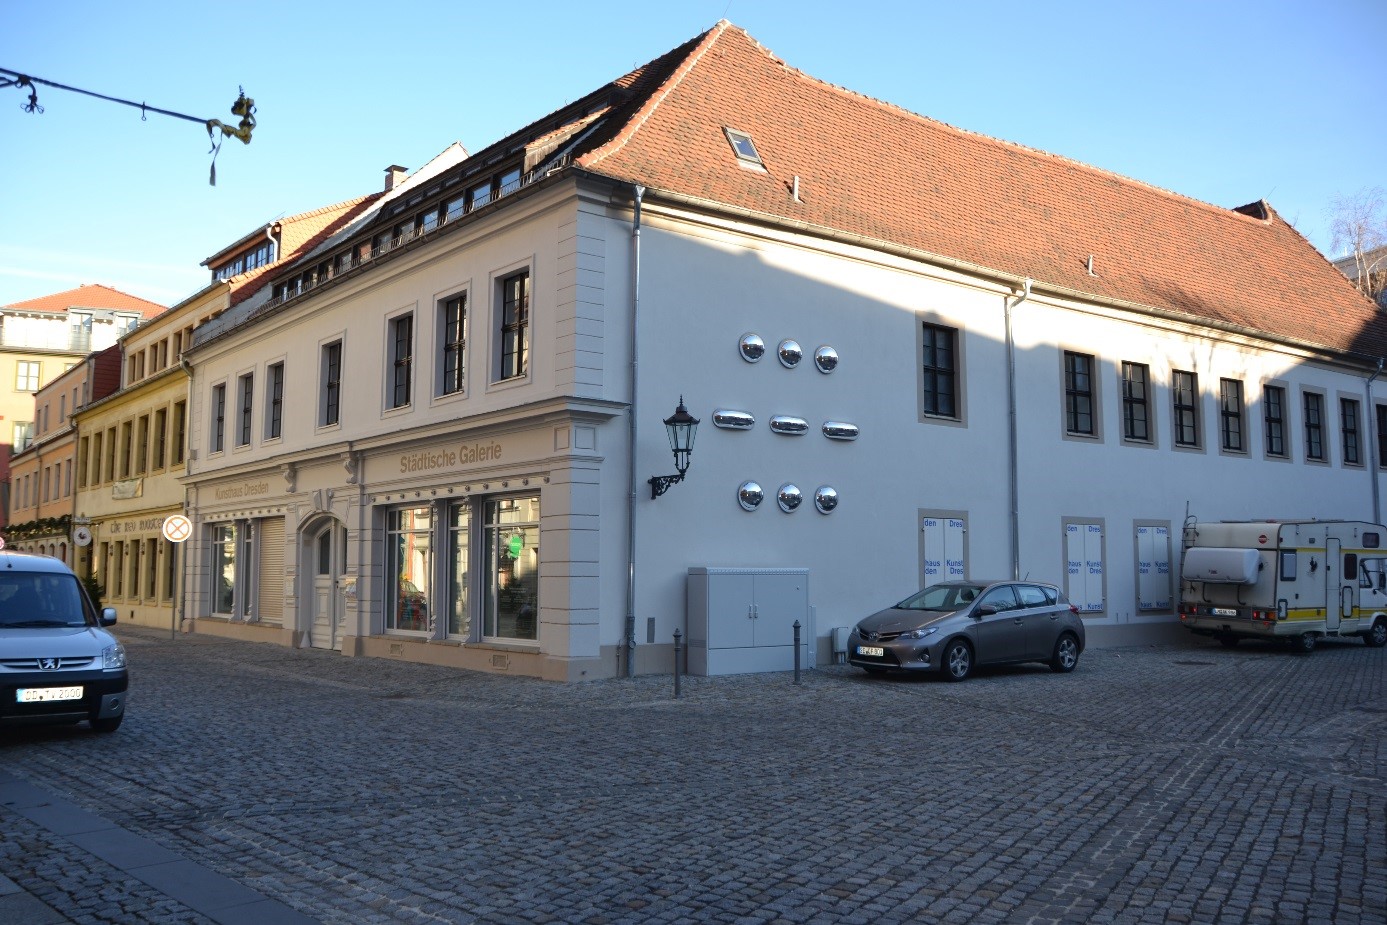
[2,625,1385,924]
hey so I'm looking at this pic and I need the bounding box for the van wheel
[1050,633,1080,672]
[941,640,973,681]
[1365,618,1387,648]
[90,715,122,733]
[1218,635,1241,648]
[1293,633,1317,654]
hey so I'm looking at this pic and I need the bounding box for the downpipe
[624,185,645,677]
[1005,278,1032,580]
[1367,358,1383,524]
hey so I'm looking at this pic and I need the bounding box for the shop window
[212,523,237,614]
[449,503,471,638]
[387,507,432,633]
[483,496,539,641]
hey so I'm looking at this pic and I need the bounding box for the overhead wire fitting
[0,68,255,185]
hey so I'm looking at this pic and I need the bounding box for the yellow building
[73,196,377,629]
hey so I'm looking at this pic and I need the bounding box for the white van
[0,551,128,732]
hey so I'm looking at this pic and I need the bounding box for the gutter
[1368,359,1384,523]
[624,185,644,677]
[606,182,1386,370]
[1005,279,1032,580]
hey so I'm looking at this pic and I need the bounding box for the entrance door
[309,521,344,649]
[1326,538,1343,632]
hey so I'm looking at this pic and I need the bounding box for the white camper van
[1179,520,1387,652]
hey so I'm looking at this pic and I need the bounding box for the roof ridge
[579,21,728,167]
[720,23,1280,233]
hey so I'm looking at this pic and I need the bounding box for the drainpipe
[1367,359,1384,524]
[1005,279,1032,580]
[624,186,645,677]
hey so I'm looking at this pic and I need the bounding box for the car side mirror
[974,604,998,617]
[99,607,118,627]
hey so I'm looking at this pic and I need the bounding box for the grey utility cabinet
[686,567,811,676]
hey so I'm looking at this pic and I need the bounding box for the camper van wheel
[1365,618,1387,648]
[1293,633,1317,654]
[1218,635,1240,648]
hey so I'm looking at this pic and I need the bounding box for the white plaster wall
[628,209,1386,655]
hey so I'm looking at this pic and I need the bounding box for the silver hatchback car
[847,579,1085,681]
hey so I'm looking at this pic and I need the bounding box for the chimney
[384,165,409,192]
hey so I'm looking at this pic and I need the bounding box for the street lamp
[649,396,699,499]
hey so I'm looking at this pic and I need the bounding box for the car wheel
[1293,632,1317,654]
[1218,635,1240,648]
[1050,633,1080,672]
[89,715,122,734]
[941,639,972,681]
[1365,618,1387,648]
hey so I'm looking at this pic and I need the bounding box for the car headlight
[902,626,938,640]
[103,642,127,670]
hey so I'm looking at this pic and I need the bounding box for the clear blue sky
[2,0,1383,308]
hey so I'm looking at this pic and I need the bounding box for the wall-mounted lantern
[649,396,700,499]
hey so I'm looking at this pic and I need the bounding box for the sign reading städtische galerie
[399,441,503,474]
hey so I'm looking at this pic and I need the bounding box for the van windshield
[0,572,91,628]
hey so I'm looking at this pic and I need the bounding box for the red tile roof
[578,22,1386,359]
[4,283,166,319]
[224,195,381,307]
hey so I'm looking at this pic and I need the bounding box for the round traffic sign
[162,514,193,543]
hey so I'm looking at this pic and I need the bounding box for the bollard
[793,619,801,685]
[673,628,682,699]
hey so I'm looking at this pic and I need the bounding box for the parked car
[847,579,1085,681]
[0,551,127,733]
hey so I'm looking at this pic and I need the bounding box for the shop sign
[213,479,273,501]
[398,440,504,474]
[111,478,143,500]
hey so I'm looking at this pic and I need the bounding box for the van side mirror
[1378,573,1385,591]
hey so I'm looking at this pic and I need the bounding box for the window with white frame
[439,293,466,396]
[237,373,253,447]
[211,384,226,453]
[497,271,530,382]
[389,313,413,409]
[15,361,39,392]
[320,341,342,427]
[265,362,284,439]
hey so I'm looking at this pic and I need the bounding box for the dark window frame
[440,293,466,396]
[498,271,530,382]
[921,322,959,420]
[1304,391,1325,461]
[321,341,343,427]
[390,313,413,409]
[1219,378,1244,453]
[1064,351,1096,436]
[1264,384,1288,457]
[1172,370,1200,448]
[1121,361,1151,442]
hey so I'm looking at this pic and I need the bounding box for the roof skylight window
[724,127,765,169]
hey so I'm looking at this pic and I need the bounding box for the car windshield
[895,583,985,612]
[0,572,91,628]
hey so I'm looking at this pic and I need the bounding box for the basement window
[723,127,765,169]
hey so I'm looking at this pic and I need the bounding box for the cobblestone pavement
[2,625,1385,925]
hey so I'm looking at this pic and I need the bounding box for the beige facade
[73,295,209,628]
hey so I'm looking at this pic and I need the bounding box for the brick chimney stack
[384,165,409,192]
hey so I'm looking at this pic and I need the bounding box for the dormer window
[724,127,765,169]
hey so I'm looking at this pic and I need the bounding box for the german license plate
[1212,608,1237,617]
[856,645,884,657]
[16,686,83,703]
